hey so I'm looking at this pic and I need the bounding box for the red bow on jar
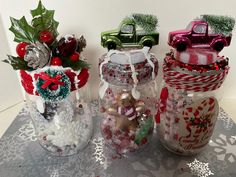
[35,72,65,89]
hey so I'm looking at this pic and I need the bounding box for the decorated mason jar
[157,49,229,155]
[21,66,92,156]
[3,2,92,156]
[99,47,158,154]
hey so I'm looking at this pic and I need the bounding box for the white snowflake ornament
[187,159,214,177]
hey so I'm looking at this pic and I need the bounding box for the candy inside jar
[100,89,154,154]
[99,47,158,155]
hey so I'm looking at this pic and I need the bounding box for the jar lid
[99,48,158,86]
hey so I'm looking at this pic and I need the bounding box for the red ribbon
[37,72,65,89]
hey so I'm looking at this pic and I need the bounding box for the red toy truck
[168,20,232,52]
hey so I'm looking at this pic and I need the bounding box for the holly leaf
[31,1,59,39]
[9,16,36,43]
[3,55,32,71]
[62,57,90,71]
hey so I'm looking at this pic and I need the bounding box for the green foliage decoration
[132,13,158,32]
[3,55,32,71]
[201,14,235,36]
[31,1,59,40]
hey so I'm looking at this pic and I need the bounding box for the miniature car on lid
[101,13,159,50]
[168,15,235,52]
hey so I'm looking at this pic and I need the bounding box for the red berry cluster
[51,35,80,66]
[16,31,81,67]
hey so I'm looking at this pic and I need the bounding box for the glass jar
[99,47,158,155]
[20,67,93,156]
[157,49,229,155]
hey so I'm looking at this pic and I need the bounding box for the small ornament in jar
[106,90,145,132]
[102,89,153,154]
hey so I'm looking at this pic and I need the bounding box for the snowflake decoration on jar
[187,159,214,177]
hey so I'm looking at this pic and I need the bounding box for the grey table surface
[0,101,235,177]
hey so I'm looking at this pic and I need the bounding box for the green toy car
[101,14,159,50]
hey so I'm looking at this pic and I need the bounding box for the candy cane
[180,97,217,150]
[164,93,175,140]
[192,98,216,148]
[172,90,186,140]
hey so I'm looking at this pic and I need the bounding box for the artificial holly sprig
[3,55,32,70]
[9,0,58,44]
[9,17,36,43]
[3,1,89,71]
[31,0,59,44]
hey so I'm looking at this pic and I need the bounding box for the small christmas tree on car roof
[127,13,158,32]
[3,0,89,101]
[201,14,235,36]
[101,13,159,50]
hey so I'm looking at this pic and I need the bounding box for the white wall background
[0,15,23,111]
[0,0,236,107]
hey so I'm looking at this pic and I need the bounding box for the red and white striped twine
[175,49,218,65]
[163,64,229,92]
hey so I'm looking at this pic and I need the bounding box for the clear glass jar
[21,67,93,156]
[99,48,158,155]
[157,50,229,155]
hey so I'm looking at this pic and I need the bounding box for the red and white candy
[175,48,218,65]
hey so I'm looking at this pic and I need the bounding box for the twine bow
[37,72,65,89]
